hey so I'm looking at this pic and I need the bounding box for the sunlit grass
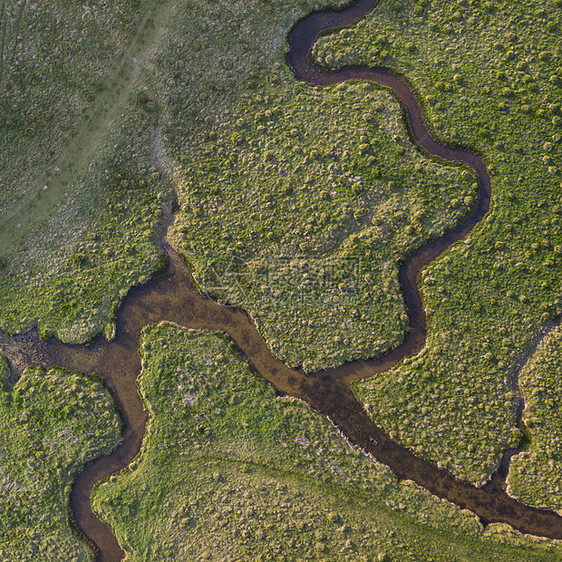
[315,0,562,486]
[92,324,562,560]
[0,358,121,560]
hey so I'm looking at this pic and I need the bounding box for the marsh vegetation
[93,325,562,560]
[315,0,562,485]
[0,358,120,560]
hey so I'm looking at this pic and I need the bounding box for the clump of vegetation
[92,325,562,560]
[0,358,121,560]
[315,0,562,484]
[507,324,562,510]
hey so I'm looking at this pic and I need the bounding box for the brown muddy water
[0,0,561,559]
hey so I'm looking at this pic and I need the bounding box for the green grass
[143,0,477,372]
[167,79,476,371]
[0,357,121,560]
[314,0,562,485]
[0,0,175,342]
[507,324,562,510]
[2,0,561,549]
[0,0,478,367]
[92,324,562,560]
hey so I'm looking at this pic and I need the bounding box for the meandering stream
[1,1,561,559]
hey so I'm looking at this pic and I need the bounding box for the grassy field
[167,79,476,371]
[0,358,121,560]
[92,324,562,560]
[0,0,478,370]
[2,0,561,552]
[507,324,562,511]
[314,0,562,485]
[0,0,174,342]
[148,0,476,372]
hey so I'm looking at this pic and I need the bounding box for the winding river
[1,0,561,559]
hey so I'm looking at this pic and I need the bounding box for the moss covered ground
[92,325,562,560]
[0,358,121,560]
[314,0,562,486]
